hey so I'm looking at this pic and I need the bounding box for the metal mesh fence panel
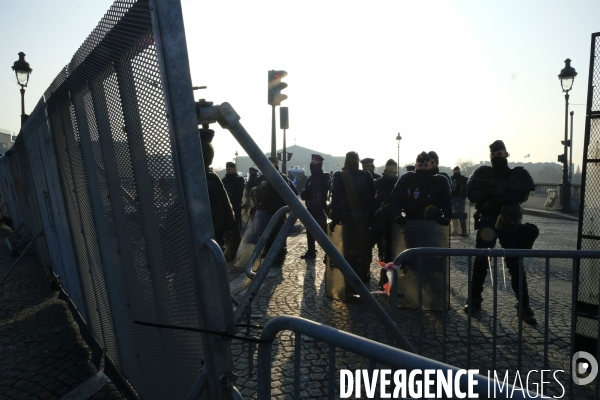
[0,159,21,229]
[46,79,118,365]
[39,1,207,397]
[21,99,86,315]
[16,120,51,268]
[576,32,600,351]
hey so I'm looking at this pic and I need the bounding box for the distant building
[235,145,347,175]
[0,129,14,154]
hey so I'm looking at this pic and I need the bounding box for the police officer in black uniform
[428,151,451,184]
[300,154,330,259]
[246,166,259,193]
[255,156,299,265]
[222,162,246,231]
[451,166,469,236]
[465,140,537,325]
[360,158,382,180]
[393,152,452,224]
[329,151,376,281]
[200,129,237,251]
[373,159,399,262]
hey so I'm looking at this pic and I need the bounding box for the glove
[480,201,497,215]
[328,221,337,232]
[394,215,407,225]
[437,217,450,226]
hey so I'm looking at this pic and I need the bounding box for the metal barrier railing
[256,315,534,400]
[243,206,290,279]
[234,208,296,325]
[200,101,416,354]
[388,248,600,399]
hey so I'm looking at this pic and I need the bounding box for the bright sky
[1,0,598,171]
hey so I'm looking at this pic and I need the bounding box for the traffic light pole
[271,104,276,157]
[282,128,287,174]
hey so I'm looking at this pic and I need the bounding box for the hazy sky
[1,0,599,171]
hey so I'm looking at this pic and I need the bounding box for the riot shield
[391,220,450,311]
[451,196,470,236]
[325,222,372,303]
[233,209,272,268]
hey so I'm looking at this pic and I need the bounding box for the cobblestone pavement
[230,215,598,399]
[0,229,125,400]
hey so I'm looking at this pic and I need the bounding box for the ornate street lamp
[11,52,33,126]
[558,59,577,212]
[395,133,402,168]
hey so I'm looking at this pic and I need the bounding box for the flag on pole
[524,154,530,158]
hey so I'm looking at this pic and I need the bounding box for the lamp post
[558,59,577,212]
[11,52,33,127]
[235,151,238,166]
[395,133,402,168]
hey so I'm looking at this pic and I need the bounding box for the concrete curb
[523,208,579,221]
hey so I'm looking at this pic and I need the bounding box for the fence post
[149,1,236,397]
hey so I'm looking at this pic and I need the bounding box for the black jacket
[451,173,468,197]
[301,172,331,214]
[329,169,376,224]
[393,171,452,219]
[222,173,245,208]
[374,175,398,206]
[467,164,534,219]
[207,171,236,237]
[255,172,299,214]
[246,173,259,194]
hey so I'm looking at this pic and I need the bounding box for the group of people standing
[300,140,538,325]
[201,129,538,324]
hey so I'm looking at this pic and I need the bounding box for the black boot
[464,297,482,313]
[515,302,537,325]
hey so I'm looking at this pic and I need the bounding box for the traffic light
[268,70,288,106]
[561,140,571,146]
[280,107,289,129]
[558,154,566,163]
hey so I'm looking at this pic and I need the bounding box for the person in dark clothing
[360,158,382,180]
[329,152,376,281]
[200,129,238,252]
[451,166,469,236]
[405,165,415,172]
[296,172,308,195]
[222,162,245,231]
[428,151,451,184]
[255,156,299,265]
[246,166,259,193]
[393,152,452,224]
[300,154,331,259]
[373,159,399,262]
[465,140,537,325]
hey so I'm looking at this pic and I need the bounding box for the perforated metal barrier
[577,31,600,356]
[0,1,235,398]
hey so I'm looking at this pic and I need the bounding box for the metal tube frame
[244,206,289,279]
[210,102,415,353]
[256,315,536,400]
[234,211,297,324]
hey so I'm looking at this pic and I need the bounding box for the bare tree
[456,158,476,176]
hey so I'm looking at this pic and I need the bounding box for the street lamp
[558,58,577,212]
[395,133,402,168]
[11,52,32,126]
